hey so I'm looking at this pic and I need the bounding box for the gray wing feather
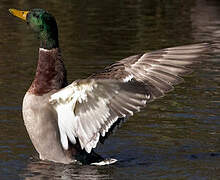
[50,43,210,153]
[90,43,210,99]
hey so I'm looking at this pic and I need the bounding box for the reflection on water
[0,0,219,179]
[20,159,113,180]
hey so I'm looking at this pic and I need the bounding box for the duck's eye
[32,13,39,18]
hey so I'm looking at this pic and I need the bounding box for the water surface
[0,0,219,179]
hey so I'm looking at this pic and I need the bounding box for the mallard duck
[9,8,210,165]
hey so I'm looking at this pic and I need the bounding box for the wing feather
[49,43,210,153]
[50,79,148,153]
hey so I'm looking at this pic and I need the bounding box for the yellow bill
[9,9,29,21]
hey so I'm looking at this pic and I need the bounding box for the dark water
[0,0,219,179]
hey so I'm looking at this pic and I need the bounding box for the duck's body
[10,8,210,165]
[23,91,72,163]
[23,48,72,163]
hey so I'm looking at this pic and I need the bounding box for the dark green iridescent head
[10,8,59,49]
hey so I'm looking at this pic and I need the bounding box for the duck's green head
[9,8,59,49]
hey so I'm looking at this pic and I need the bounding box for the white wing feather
[49,79,148,153]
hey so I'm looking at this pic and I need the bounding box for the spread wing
[49,79,149,153]
[90,43,210,99]
[49,43,210,153]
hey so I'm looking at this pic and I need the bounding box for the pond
[0,0,219,179]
